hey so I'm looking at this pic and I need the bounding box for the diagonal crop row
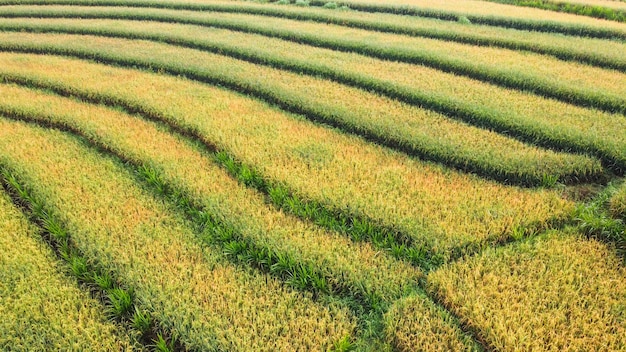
[4,0,626,40]
[313,0,626,40]
[2,3,625,116]
[0,86,489,350]
[482,0,626,23]
[0,118,360,351]
[0,190,137,351]
[0,74,447,271]
[0,29,613,184]
[4,53,567,262]
[0,52,574,264]
[0,4,625,72]
[0,167,180,352]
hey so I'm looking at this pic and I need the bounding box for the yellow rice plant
[384,295,477,351]
[0,17,617,175]
[427,230,626,351]
[0,83,424,305]
[0,191,137,351]
[0,52,574,258]
[3,4,625,67]
[0,119,356,351]
[334,0,626,31]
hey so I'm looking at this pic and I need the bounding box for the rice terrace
[0,0,626,350]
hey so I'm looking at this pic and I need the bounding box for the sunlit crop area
[0,0,623,351]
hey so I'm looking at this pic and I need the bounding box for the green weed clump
[610,182,626,220]
[5,0,626,40]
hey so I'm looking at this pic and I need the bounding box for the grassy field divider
[0,15,622,120]
[482,0,626,23]
[0,32,614,181]
[0,166,180,352]
[0,75,448,270]
[4,0,626,40]
[0,5,624,72]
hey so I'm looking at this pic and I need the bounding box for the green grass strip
[0,29,612,182]
[0,4,624,72]
[3,0,626,40]
[0,167,180,352]
[482,0,626,23]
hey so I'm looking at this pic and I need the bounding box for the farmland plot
[0,0,624,350]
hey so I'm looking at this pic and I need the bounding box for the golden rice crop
[0,118,356,351]
[384,295,478,351]
[427,230,626,351]
[0,191,136,351]
[0,52,574,259]
[3,4,625,69]
[199,11,626,100]
[336,0,626,31]
[5,10,624,105]
[0,82,424,305]
[556,0,626,10]
[0,16,617,176]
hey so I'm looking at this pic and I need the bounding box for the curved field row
[427,230,626,351]
[0,119,358,351]
[0,83,422,308]
[9,0,626,39]
[481,0,626,22]
[0,52,574,262]
[0,82,487,350]
[0,20,611,184]
[2,3,626,115]
[0,190,135,351]
[1,4,625,71]
[321,0,626,36]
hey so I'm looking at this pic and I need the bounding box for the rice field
[0,0,624,351]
